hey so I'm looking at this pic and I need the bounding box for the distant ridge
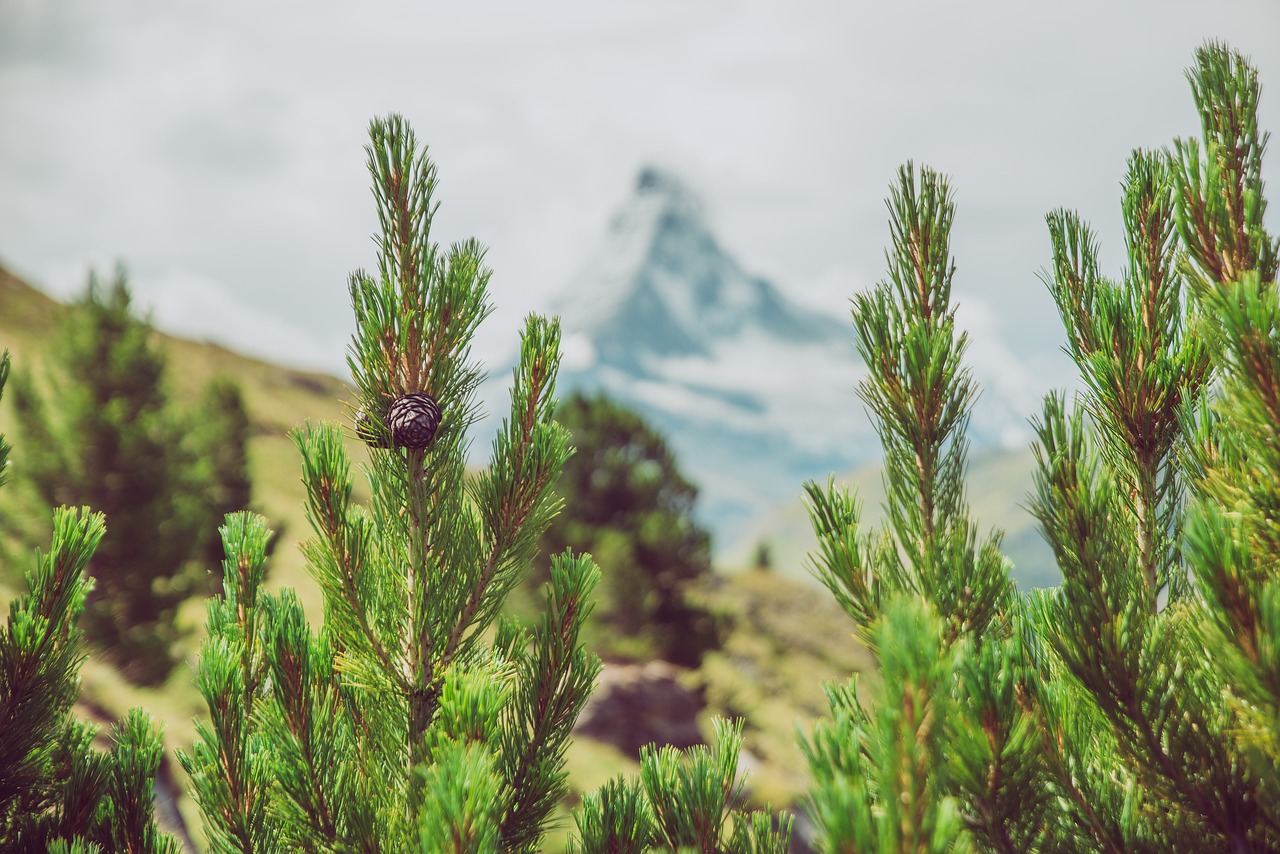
[0,261,349,428]
[0,262,66,355]
[725,446,1060,590]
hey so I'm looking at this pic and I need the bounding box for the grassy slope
[696,570,875,806]
[0,263,364,611]
[2,264,872,845]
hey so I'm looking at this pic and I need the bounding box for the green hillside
[0,262,368,618]
[728,446,1061,590]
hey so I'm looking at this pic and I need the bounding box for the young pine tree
[179,115,604,852]
[537,391,719,666]
[803,42,1280,853]
[1025,42,1278,850]
[186,113,787,854]
[0,349,178,852]
[9,271,250,685]
[801,162,1037,853]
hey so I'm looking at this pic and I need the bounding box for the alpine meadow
[0,40,1277,854]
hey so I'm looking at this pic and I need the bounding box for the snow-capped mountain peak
[484,165,1029,554]
[542,167,862,544]
[554,166,846,377]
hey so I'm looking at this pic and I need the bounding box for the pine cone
[387,392,442,450]
[354,405,392,448]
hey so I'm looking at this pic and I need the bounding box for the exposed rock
[574,660,705,756]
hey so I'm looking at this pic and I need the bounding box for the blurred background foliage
[531,391,721,667]
[6,269,257,685]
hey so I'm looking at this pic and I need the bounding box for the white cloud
[559,332,597,373]
[1,0,1277,392]
[133,267,344,371]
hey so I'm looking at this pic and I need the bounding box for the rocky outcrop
[574,660,705,757]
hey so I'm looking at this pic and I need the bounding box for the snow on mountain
[484,166,1028,554]
[553,168,846,370]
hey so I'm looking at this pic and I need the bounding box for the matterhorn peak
[594,165,706,277]
[554,165,846,378]
[487,164,1030,555]
[633,165,702,210]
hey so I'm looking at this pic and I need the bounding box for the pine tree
[190,376,256,587]
[0,349,178,851]
[801,161,1035,853]
[179,115,605,852]
[537,391,718,666]
[173,114,783,854]
[803,42,1280,853]
[9,271,249,685]
[1023,42,1277,849]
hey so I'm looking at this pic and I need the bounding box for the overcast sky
[2,0,1278,405]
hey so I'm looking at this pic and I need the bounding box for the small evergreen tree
[538,392,718,665]
[10,271,251,685]
[179,115,605,852]
[751,541,772,572]
[801,160,1034,853]
[0,349,177,851]
[1020,42,1277,849]
[190,376,255,586]
[174,115,781,854]
[803,42,1280,853]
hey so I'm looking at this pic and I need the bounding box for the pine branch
[257,591,351,852]
[1030,394,1261,846]
[569,777,654,854]
[949,631,1049,853]
[0,507,103,835]
[447,314,571,664]
[1172,42,1278,289]
[802,597,966,853]
[1044,153,1209,607]
[414,743,507,854]
[100,709,179,854]
[180,513,279,854]
[846,162,1012,640]
[641,718,746,852]
[293,424,399,686]
[803,477,881,631]
[1020,595,1163,853]
[498,552,601,853]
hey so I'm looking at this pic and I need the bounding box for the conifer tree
[801,161,1036,853]
[537,391,718,666]
[803,42,1280,853]
[0,349,177,851]
[179,113,782,853]
[179,115,605,852]
[190,376,256,587]
[1023,42,1277,849]
[10,271,249,685]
